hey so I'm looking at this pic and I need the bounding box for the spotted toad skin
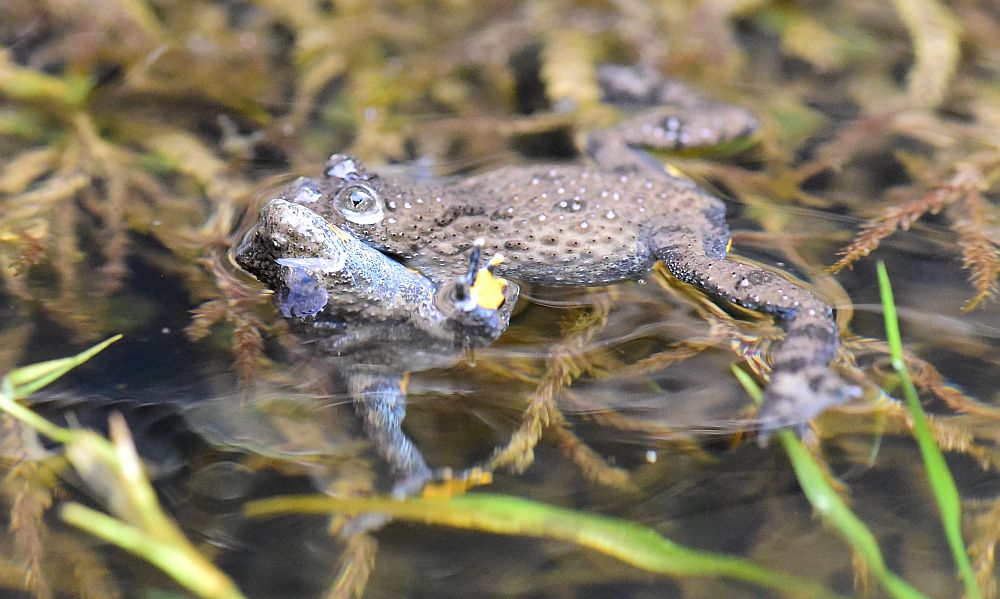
[289,164,729,285]
[284,66,860,437]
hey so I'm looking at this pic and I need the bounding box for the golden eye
[334,183,384,225]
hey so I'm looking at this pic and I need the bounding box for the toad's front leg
[346,366,433,496]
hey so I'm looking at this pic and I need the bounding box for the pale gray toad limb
[284,65,860,439]
[235,199,516,492]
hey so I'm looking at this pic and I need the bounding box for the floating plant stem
[246,492,845,599]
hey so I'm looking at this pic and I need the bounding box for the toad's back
[361,163,729,286]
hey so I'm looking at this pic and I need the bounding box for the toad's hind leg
[588,65,759,171]
[586,101,759,176]
[648,225,861,439]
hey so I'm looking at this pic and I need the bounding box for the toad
[282,65,860,437]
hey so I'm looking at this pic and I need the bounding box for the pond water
[1,2,999,598]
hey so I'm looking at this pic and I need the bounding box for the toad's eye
[333,183,384,225]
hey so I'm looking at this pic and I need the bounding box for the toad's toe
[756,368,863,446]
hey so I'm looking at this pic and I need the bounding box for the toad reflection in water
[235,199,517,494]
[281,65,861,437]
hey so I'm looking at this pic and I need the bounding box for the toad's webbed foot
[760,365,862,442]
[649,226,861,440]
[753,300,862,442]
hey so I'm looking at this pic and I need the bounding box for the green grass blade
[3,334,122,399]
[877,261,980,599]
[732,366,930,599]
[0,335,123,443]
[61,503,245,599]
[246,492,846,599]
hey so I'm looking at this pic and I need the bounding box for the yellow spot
[328,223,354,242]
[726,238,732,254]
[470,254,508,310]
[421,468,493,498]
[664,163,685,178]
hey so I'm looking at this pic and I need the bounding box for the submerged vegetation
[1,0,998,598]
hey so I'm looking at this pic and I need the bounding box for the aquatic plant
[0,336,246,599]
